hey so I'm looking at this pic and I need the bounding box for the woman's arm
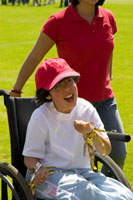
[110,53,113,80]
[10,32,55,97]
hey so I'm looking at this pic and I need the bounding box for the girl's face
[49,77,78,113]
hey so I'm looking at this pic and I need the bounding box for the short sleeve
[22,111,49,159]
[90,109,108,139]
[41,15,57,42]
[107,10,117,34]
[78,99,109,139]
[85,104,109,139]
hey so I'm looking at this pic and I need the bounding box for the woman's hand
[35,167,49,185]
[9,91,21,97]
[74,120,93,134]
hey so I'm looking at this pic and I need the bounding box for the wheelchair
[0,89,132,200]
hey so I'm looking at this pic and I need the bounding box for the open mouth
[64,94,74,102]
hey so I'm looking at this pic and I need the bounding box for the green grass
[0,0,133,189]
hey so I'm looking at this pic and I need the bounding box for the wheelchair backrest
[0,90,37,177]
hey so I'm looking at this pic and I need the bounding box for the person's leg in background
[2,0,7,4]
[91,98,127,175]
[64,0,69,6]
[11,0,15,5]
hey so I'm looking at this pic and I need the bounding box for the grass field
[0,0,133,190]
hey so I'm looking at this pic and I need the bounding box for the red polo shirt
[41,4,117,102]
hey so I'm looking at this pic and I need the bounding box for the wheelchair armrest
[107,132,131,142]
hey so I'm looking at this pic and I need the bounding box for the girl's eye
[53,78,74,91]
[54,83,61,90]
[68,79,73,84]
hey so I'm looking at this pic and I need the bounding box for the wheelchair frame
[0,89,132,200]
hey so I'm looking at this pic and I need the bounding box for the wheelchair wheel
[94,152,131,190]
[0,162,34,200]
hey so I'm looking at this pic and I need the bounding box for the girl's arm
[24,156,49,185]
[24,156,39,170]
[74,120,111,155]
[92,131,111,155]
[10,32,55,97]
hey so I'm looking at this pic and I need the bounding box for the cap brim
[45,71,80,90]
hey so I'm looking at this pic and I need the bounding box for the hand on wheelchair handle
[35,167,49,185]
[9,90,22,97]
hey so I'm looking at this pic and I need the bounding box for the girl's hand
[74,120,93,134]
[35,167,49,185]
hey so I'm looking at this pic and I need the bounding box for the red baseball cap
[35,58,80,90]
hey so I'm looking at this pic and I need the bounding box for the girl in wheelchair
[23,58,133,199]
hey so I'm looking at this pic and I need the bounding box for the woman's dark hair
[35,76,80,106]
[69,0,105,7]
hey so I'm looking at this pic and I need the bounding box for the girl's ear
[46,95,52,100]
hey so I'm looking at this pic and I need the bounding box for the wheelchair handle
[0,89,9,97]
[107,132,131,142]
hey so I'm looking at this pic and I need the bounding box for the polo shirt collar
[67,4,104,22]
[95,6,104,19]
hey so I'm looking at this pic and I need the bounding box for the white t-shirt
[22,98,108,169]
